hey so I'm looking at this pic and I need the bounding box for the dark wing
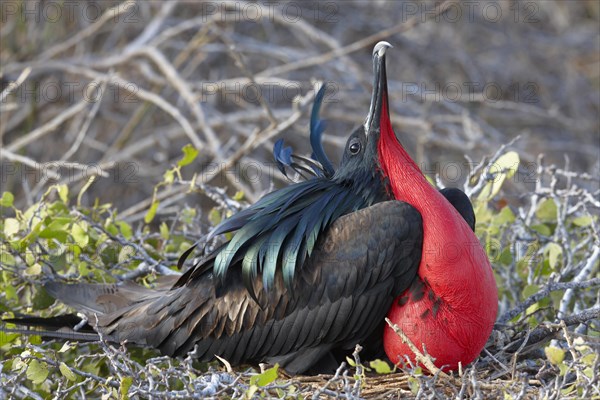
[201,177,386,295]
[41,201,421,374]
[440,187,476,231]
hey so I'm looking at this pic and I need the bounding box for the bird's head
[332,41,412,200]
[331,118,389,203]
[361,41,425,203]
[329,42,396,192]
[275,42,406,198]
[364,41,393,145]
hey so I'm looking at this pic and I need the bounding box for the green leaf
[408,376,419,394]
[58,342,75,353]
[246,385,258,398]
[369,359,392,374]
[496,151,520,179]
[3,218,20,237]
[56,184,69,204]
[145,200,159,224]
[560,383,575,395]
[3,272,17,300]
[1,252,15,267]
[77,176,96,206]
[546,242,562,269]
[573,337,591,353]
[0,329,18,346]
[0,191,14,207]
[26,359,49,385]
[527,314,538,328]
[232,191,245,201]
[558,363,569,376]
[71,223,89,247]
[477,151,520,201]
[498,247,513,265]
[25,263,42,276]
[545,346,565,365]
[494,206,515,225]
[249,364,279,387]
[12,357,27,373]
[116,221,133,239]
[531,224,551,236]
[178,144,199,167]
[536,199,557,221]
[59,362,77,381]
[474,202,493,225]
[19,218,44,247]
[572,215,593,227]
[583,367,594,379]
[163,169,175,184]
[40,231,70,242]
[105,222,119,236]
[39,220,70,241]
[118,245,135,263]
[120,376,133,399]
[522,284,539,299]
[159,222,169,240]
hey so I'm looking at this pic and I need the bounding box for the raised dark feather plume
[308,84,335,177]
[273,84,335,180]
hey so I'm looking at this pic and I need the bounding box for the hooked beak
[365,41,392,136]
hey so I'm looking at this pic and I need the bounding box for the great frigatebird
[4,42,495,374]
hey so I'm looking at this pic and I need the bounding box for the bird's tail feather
[0,326,101,342]
[1,313,103,342]
[2,278,176,344]
[44,279,175,316]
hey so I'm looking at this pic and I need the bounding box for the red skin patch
[377,96,498,372]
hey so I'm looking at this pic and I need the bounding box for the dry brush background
[1,0,599,399]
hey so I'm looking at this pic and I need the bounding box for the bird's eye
[349,139,361,155]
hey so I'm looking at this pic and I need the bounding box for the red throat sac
[377,95,498,372]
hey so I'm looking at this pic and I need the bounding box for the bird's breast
[384,281,488,371]
[384,204,498,371]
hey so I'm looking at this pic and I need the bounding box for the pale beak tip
[373,41,393,57]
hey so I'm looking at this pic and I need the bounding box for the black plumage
[32,119,424,373]
[45,200,421,373]
[439,187,476,231]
